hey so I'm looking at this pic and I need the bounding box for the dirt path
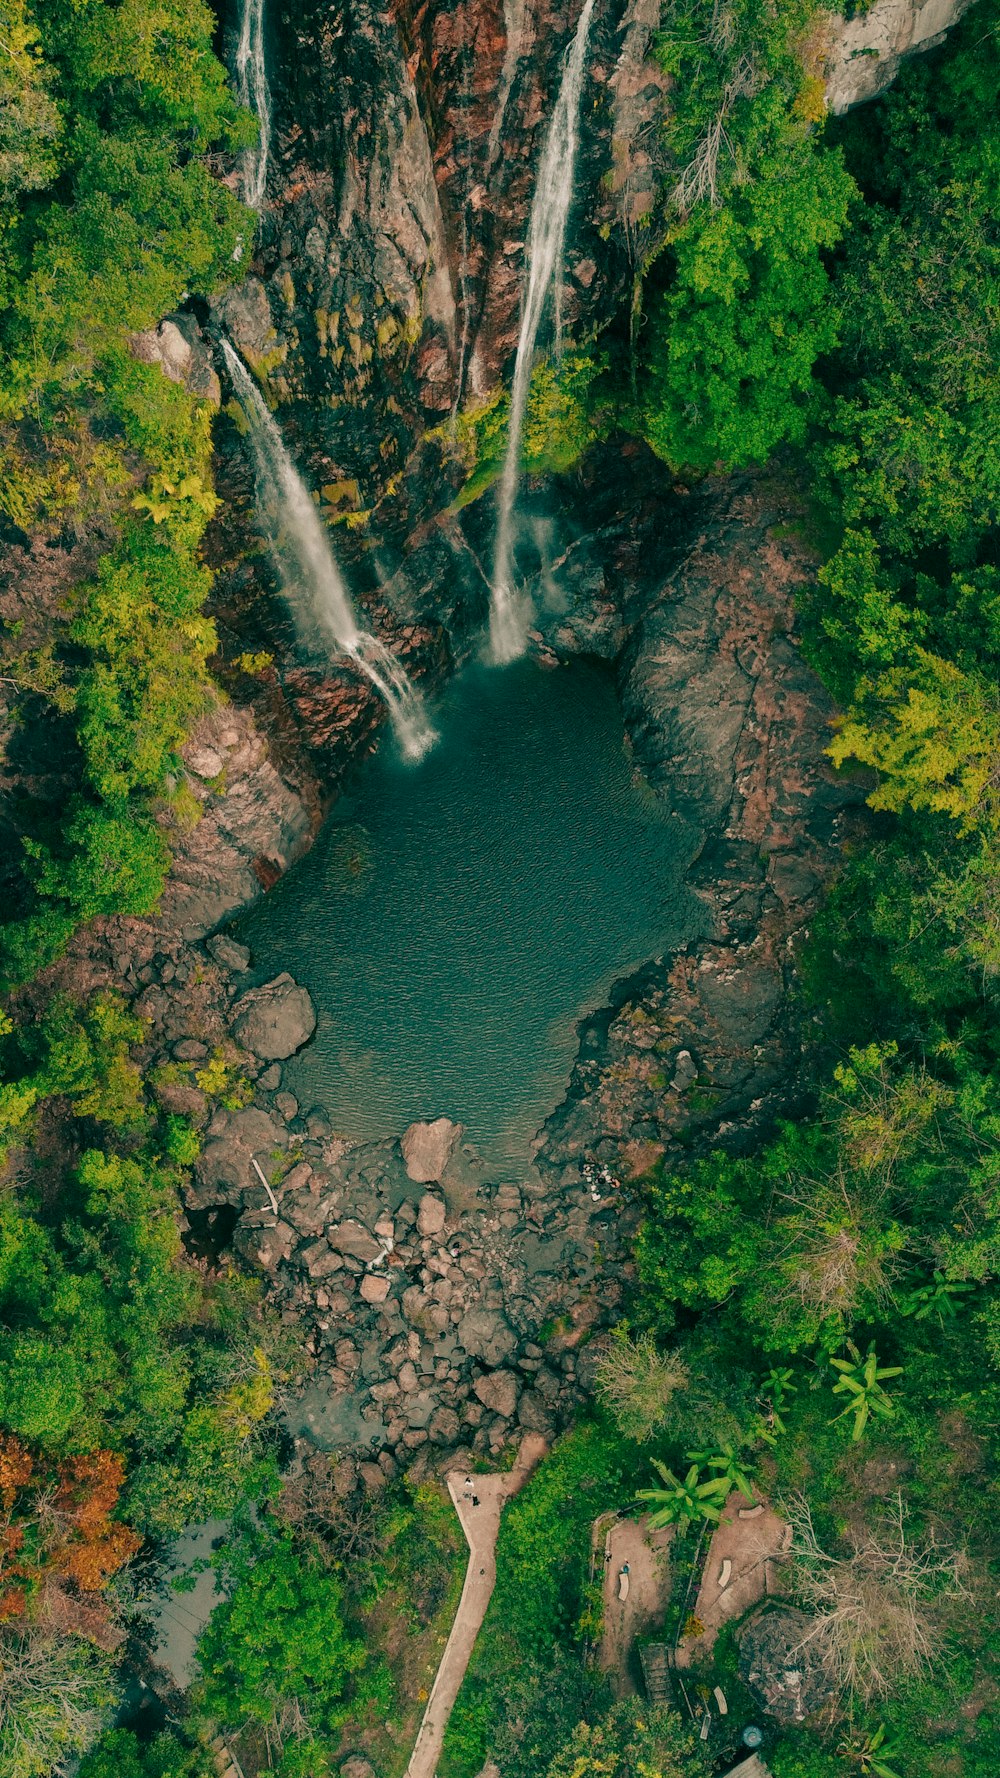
[598,1516,674,1695]
[675,1491,789,1668]
[405,1435,547,1778]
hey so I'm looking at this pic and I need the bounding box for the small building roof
[723,1757,774,1778]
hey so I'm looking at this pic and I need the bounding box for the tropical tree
[194,1532,365,1746]
[900,1270,975,1324]
[759,1366,798,1441]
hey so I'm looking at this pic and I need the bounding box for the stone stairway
[639,1641,673,1703]
[210,1734,243,1778]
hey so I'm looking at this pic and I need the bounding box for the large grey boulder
[457,1308,517,1368]
[401,1116,461,1182]
[232,973,316,1060]
[131,314,221,402]
[416,1192,446,1237]
[473,1370,520,1419]
[207,933,251,972]
[328,1220,382,1263]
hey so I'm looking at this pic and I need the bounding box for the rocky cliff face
[823,0,978,113]
[214,0,977,553]
[217,0,668,542]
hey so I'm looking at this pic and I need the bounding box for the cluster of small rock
[209,1092,632,1485]
[69,906,636,1485]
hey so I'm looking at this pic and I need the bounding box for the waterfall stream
[489,0,597,664]
[235,0,271,208]
[221,341,436,761]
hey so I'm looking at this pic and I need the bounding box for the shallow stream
[236,658,702,1166]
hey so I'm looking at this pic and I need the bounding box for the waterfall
[489,0,596,664]
[235,0,271,208]
[221,341,436,761]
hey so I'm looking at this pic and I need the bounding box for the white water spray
[221,341,436,761]
[489,0,596,664]
[235,0,271,208]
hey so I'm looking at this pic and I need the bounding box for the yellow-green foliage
[0,0,254,983]
[522,352,606,475]
[447,353,606,505]
[829,652,1000,832]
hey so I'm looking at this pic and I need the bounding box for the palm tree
[829,1341,903,1441]
[636,1459,732,1529]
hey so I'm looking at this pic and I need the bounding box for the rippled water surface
[236,658,702,1165]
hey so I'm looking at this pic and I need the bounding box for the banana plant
[829,1341,903,1441]
[759,1365,798,1440]
[901,1269,974,1324]
[836,1721,904,1778]
[636,1459,732,1528]
[685,1440,756,1501]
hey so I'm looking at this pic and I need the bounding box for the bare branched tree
[785,1493,968,1704]
[595,1327,689,1443]
[670,53,763,212]
[708,0,738,55]
[0,1628,114,1777]
[273,1452,382,1572]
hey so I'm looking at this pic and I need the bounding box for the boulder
[456,1308,517,1368]
[360,1273,391,1304]
[232,973,316,1060]
[214,277,276,360]
[473,1370,520,1420]
[152,1078,208,1122]
[328,1220,382,1263]
[428,1405,461,1444]
[341,1761,376,1778]
[401,1117,461,1182]
[417,1192,447,1237]
[299,1242,343,1280]
[670,1048,698,1091]
[517,1389,556,1436]
[185,744,223,780]
[207,933,252,973]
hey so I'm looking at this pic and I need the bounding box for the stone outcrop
[131,314,221,402]
[156,704,317,939]
[823,0,978,113]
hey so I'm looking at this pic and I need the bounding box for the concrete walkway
[405,1435,547,1778]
